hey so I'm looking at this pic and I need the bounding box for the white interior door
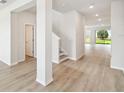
[25,25,34,57]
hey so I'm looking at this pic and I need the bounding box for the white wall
[52,10,85,60]
[62,11,77,59]
[11,13,19,65]
[111,0,124,71]
[75,12,85,59]
[0,13,11,65]
[64,11,85,60]
[52,10,63,37]
[11,11,36,64]
[0,0,34,65]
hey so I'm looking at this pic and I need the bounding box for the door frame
[25,24,36,58]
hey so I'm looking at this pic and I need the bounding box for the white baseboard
[10,59,25,66]
[52,60,59,64]
[5,62,11,66]
[10,62,18,66]
[11,58,27,66]
[69,54,84,61]
[18,59,25,63]
[0,59,10,66]
[36,78,53,86]
[111,65,124,72]
[77,54,85,60]
[0,60,18,66]
[69,57,77,61]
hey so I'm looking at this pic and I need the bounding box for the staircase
[59,49,69,63]
[52,32,69,64]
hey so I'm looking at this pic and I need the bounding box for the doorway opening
[84,30,92,44]
[25,24,35,60]
[96,29,112,45]
[11,4,36,63]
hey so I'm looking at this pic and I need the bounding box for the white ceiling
[0,0,16,10]
[24,6,36,14]
[0,0,111,26]
[52,0,111,26]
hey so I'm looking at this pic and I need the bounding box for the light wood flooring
[0,44,124,92]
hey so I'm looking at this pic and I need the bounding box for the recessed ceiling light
[89,4,94,9]
[95,14,99,17]
[98,18,102,21]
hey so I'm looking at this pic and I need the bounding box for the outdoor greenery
[85,29,112,45]
[96,39,112,44]
[97,29,109,40]
[96,29,111,44]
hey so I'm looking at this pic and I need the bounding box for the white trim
[10,62,18,66]
[0,60,18,66]
[60,48,68,55]
[111,65,124,72]
[77,54,84,60]
[25,24,36,58]
[59,52,66,56]
[69,54,84,61]
[36,79,46,86]
[11,59,24,66]
[60,57,69,63]
[0,61,11,66]
[36,78,53,86]
[18,59,25,63]
[0,58,12,66]
[52,60,59,64]
[52,32,60,64]
[69,57,77,61]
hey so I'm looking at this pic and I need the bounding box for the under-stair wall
[52,10,85,61]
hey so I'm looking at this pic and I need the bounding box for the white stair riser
[59,53,66,56]
[60,57,69,63]
[59,48,69,63]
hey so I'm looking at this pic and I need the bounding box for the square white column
[36,0,53,86]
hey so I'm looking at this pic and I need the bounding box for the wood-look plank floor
[0,44,124,92]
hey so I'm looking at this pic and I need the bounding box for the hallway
[0,45,124,92]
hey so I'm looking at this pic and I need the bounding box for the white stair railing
[52,32,60,64]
